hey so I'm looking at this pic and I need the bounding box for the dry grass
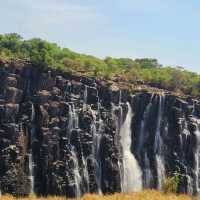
[0,190,198,200]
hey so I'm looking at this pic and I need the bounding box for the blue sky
[0,0,200,73]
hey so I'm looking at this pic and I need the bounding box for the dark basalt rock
[0,62,200,197]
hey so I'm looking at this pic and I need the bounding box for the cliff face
[0,61,200,197]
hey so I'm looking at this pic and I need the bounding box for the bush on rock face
[162,171,180,194]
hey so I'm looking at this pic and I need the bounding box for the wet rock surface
[0,63,200,196]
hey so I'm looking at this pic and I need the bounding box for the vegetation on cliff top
[0,33,200,97]
[0,190,197,200]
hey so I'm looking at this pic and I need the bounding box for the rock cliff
[0,60,200,197]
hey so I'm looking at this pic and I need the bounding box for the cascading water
[31,103,35,122]
[92,116,103,194]
[28,152,34,194]
[120,102,142,192]
[68,103,82,197]
[194,121,200,194]
[137,94,154,156]
[29,103,35,194]
[143,152,153,188]
[83,85,88,111]
[111,99,123,192]
[71,147,82,197]
[82,157,90,193]
[178,115,194,194]
[68,103,79,135]
[95,90,103,194]
[118,91,123,131]
[87,86,103,194]
[72,104,79,129]
[136,95,154,188]
[155,155,165,190]
[154,95,166,190]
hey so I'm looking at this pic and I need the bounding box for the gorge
[0,60,200,197]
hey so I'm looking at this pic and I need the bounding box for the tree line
[0,33,200,96]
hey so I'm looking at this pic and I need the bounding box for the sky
[0,0,200,73]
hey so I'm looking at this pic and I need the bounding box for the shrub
[162,171,180,194]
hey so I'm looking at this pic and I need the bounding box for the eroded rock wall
[0,62,200,196]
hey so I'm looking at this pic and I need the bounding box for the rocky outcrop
[0,61,200,197]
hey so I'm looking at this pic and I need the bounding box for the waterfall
[88,97,103,194]
[83,85,88,110]
[119,91,123,127]
[92,118,103,194]
[192,100,198,116]
[194,122,200,194]
[154,95,166,190]
[28,103,35,194]
[154,95,164,153]
[155,155,165,190]
[31,103,35,122]
[135,94,154,188]
[178,117,190,162]
[178,115,194,194]
[68,104,79,130]
[137,94,154,156]
[111,99,123,192]
[82,157,90,193]
[68,105,73,131]
[120,102,142,192]
[143,152,153,188]
[71,147,82,198]
[28,152,34,194]
[68,103,82,197]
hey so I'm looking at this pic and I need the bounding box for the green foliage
[0,33,200,96]
[162,171,180,194]
[135,58,162,68]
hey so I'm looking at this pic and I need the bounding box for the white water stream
[120,102,142,192]
[154,95,166,190]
